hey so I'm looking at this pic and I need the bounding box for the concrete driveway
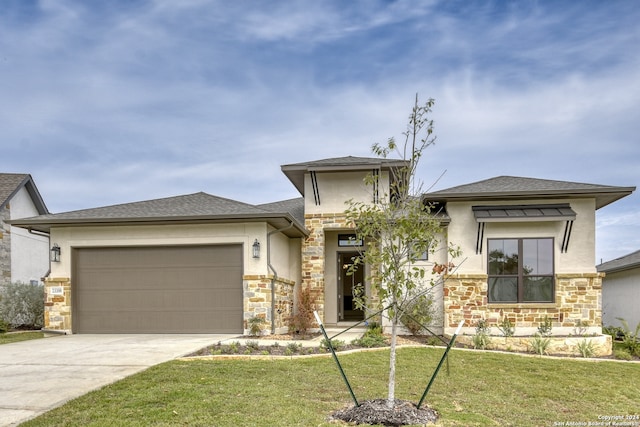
[0,334,234,426]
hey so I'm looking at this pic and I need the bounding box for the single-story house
[0,173,50,287]
[10,157,635,336]
[597,250,640,330]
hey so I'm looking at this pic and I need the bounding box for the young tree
[344,95,459,408]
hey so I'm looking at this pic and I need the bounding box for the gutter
[267,219,295,334]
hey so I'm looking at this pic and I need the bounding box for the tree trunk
[387,311,398,408]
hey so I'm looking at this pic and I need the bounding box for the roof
[472,203,576,222]
[9,192,308,237]
[597,249,640,274]
[0,173,48,214]
[281,156,408,196]
[425,176,635,209]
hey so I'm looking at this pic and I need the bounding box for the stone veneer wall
[444,273,605,334]
[43,277,72,332]
[301,213,351,322]
[0,205,11,286]
[244,274,295,334]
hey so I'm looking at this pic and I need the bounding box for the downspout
[267,220,295,334]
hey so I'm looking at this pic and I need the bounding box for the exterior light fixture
[50,244,61,262]
[252,239,260,258]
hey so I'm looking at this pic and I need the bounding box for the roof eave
[10,213,309,237]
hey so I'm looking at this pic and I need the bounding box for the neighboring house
[0,173,49,287]
[10,158,635,336]
[597,250,640,330]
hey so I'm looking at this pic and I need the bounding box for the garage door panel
[74,245,243,333]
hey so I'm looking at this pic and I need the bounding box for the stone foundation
[455,334,612,357]
[244,275,295,334]
[444,273,605,336]
[43,277,72,333]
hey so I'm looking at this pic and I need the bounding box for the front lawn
[0,331,44,345]
[22,347,639,426]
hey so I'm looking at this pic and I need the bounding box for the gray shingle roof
[257,198,304,225]
[597,249,640,273]
[10,192,307,236]
[0,173,48,213]
[281,156,408,196]
[425,176,635,209]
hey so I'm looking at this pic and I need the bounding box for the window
[487,238,554,303]
[338,234,363,247]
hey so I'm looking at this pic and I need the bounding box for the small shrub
[615,317,640,356]
[354,328,388,348]
[288,286,316,336]
[245,340,260,351]
[0,282,45,329]
[473,320,491,350]
[247,316,266,336]
[573,319,589,336]
[286,342,301,354]
[537,316,553,337]
[400,293,438,335]
[320,338,345,351]
[603,325,624,341]
[425,335,443,346]
[576,339,595,358]
[497,317,515,337]
[530,334,551,355]
[613,348,632,361]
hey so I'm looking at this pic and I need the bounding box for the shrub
[529,334,551,356]
[613,348,632,361]
[473,319,491,350]
[288,286,316,336]
[0,282,45,329]
[497,317,515,337]
[0,317,8,333]
[354,327,388,348]
[399,292,438,335]
[320,338,345,351]
[615,317,640,356]
[247,316,266,336]
[537,316,553,337]
[576,339,595,358]
[573,319,589,336]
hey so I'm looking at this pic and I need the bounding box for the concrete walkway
[0,334,235,426]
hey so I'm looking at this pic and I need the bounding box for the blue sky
[1,0,638,263]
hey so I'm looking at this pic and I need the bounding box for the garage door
[73,245,243,333]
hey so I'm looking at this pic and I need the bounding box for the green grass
[22,347,640,426]
[0,331,44,345]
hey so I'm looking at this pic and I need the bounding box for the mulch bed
[330,399,439,426]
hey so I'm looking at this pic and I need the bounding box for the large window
[487,238,554,303]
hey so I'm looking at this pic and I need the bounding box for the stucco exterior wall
[303,170,390,215]
[45,221,299,334]
[602,267,640,329]
[445,198,596,275]
[10,187,49,284]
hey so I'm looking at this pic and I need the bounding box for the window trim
[487,237,555,304]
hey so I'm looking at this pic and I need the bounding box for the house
[10,158,635,337]
[0,173,50,287]
[597,250,640,330]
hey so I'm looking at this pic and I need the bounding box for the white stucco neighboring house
[597,250,640,330]
[0,173,50,287]
[9,157,635,340]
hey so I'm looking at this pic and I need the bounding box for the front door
[338,252,365,321]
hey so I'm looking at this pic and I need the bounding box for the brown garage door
[73,245,243,333]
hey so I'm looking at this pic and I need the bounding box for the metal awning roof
[472,203,576,222]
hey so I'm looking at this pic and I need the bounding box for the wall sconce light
[252,239,260,259]
[50,244,61,262]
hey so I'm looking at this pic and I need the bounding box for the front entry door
[338,252,365,321]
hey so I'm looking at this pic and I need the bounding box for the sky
[1,0,638,263]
